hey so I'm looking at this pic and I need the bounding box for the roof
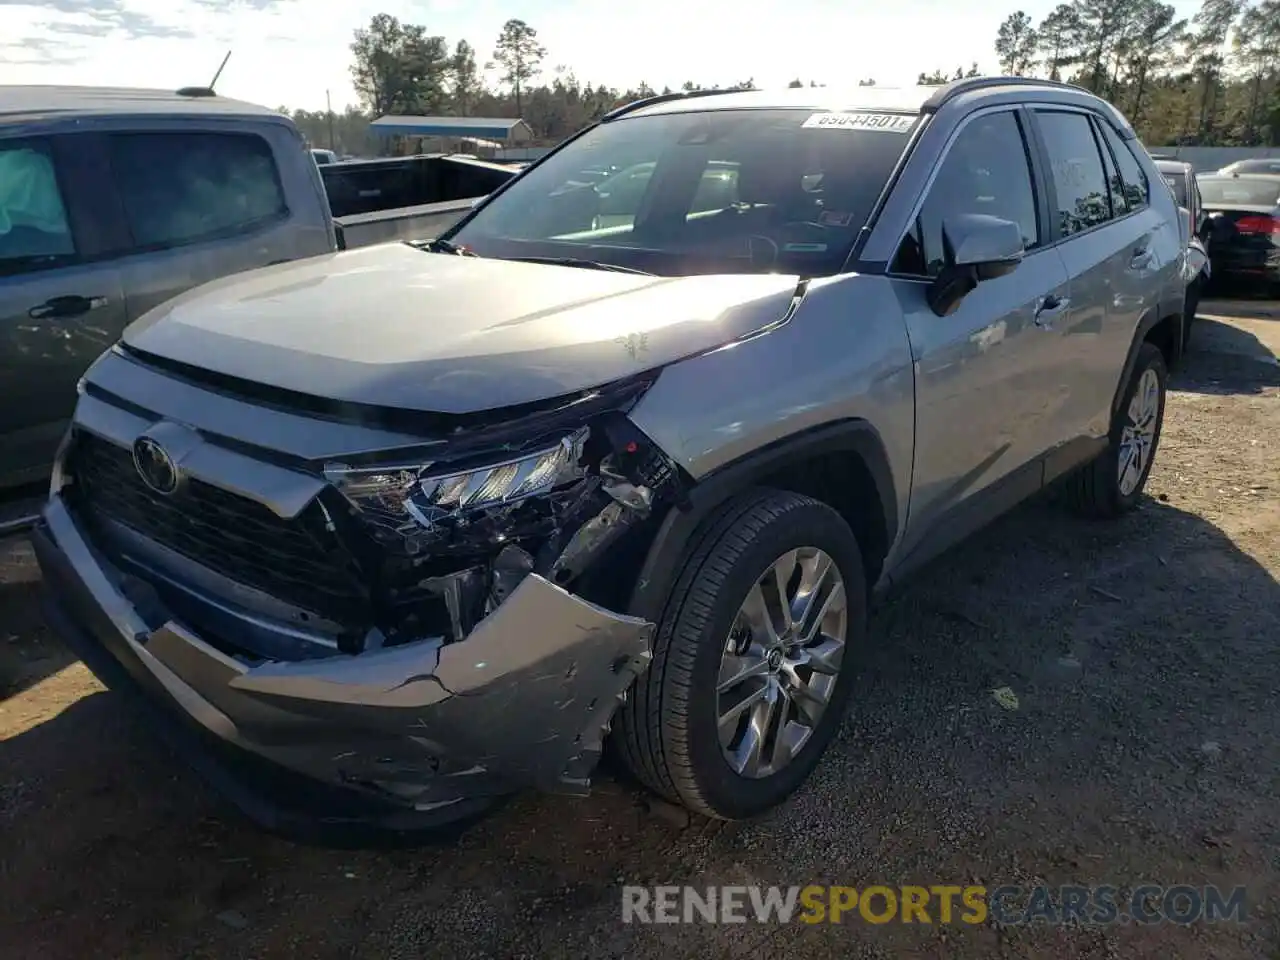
[619,77,1128,130]
[1197,171,1280,180]
[627,85,945,118]
[369,116,533,141]
[0,85,277,121]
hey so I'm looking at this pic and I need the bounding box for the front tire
[1064,341,1167,519]
[615,490,866,820]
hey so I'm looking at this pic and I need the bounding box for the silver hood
[121,243,802,413]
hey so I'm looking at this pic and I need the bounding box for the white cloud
[0,0,1205,113]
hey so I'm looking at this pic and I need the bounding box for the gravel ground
[1,305,1278,960]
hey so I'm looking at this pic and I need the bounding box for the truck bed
[321,154,517,248]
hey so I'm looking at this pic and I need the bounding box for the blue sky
[0,0,1208,113]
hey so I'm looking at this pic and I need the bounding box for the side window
[107,132,287,250]
[1094,119,1149,212]
[892,110,1039,277]
[1035,111,1112,237]
[0,138,76,276]
[1092,120,1127,217]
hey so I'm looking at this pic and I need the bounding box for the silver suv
[35,77,1186,842]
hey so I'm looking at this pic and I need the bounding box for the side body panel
[627,274,917,559]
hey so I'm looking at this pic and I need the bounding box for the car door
[100,127,313,322]
[889,107,1071,554]
[1024,106,1157,453]
[0,134,127,489]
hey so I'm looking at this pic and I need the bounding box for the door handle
[1034,294,1070,326]
[28,295,109,320]
[1130,243,1154,269]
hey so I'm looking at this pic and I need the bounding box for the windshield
[446,108,918,277]
[1198,176,1280,207]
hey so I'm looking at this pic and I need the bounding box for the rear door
[0,134,127,488]
[1026,108,1161,451]
[99,125,330,322]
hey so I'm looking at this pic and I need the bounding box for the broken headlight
[324,413,683,647]
[324,428,591,553]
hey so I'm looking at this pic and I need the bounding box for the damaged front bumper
[34,494,654,844]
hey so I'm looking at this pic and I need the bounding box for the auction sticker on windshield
[801,112,915,133]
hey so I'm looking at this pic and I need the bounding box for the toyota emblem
[132,436,180,495]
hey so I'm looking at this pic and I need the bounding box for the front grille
[69,431,368,622]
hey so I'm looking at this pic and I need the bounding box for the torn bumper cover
[34,495,654,842]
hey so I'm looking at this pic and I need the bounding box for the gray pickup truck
[36,77,1187,844]
[0,86,512,494]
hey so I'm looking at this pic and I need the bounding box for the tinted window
[1162,174,1187,208]
[1094,122,1127,217]
[108,132,286,249]
[449,108,916,277]
[893,110,1039,277]
[1095,120,1148,211]
[0,138,75,276]
[1197,176,1280,207]
[1036,111,1111,236]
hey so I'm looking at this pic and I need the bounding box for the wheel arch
[626,419,899,623]
[1112,300,1183,414]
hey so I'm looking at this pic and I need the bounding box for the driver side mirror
[926,214,1025,317]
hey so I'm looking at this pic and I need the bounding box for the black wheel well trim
[625,418,898,622]
[1111,302,1181,415]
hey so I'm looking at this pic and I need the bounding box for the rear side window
[108,132,287,250]
[1035,111,1111,237]
[893,110,1040,277]
[1162,174,1187,208]
[1094,120,1148,212]
[0,138,76,276]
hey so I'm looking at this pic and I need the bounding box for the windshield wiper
[416,238,480,257]
[503,256,655,276]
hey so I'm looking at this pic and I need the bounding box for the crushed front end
[34,347,684,842]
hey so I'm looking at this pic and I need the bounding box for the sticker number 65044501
[801,112,916,133]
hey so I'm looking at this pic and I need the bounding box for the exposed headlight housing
[324,428,591,552]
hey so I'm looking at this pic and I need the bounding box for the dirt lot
[2,305,1278,960]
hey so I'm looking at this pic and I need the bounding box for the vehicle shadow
[1177,315,1280,395]
[1,491,1277,958]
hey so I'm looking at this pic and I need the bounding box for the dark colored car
[1196,173,1280,292]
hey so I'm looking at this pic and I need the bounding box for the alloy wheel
[1118,366,1161,497]
[715,547,848,779]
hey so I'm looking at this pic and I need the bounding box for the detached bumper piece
[34,496,654,846]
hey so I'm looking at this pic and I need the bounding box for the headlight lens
[325,429,589,549]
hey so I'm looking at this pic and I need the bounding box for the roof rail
[601,87,751,122]
[922,75,1083,112]
[175,86,218,98]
